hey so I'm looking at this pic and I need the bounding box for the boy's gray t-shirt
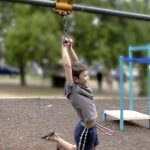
[65,82,97,122]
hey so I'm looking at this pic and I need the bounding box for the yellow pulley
[54,0,73,16]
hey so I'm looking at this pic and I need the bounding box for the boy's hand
[68,37,73,48]
[62,37,70,47]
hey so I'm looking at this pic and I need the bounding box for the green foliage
[5,4,61,66]
[1,0,150,90]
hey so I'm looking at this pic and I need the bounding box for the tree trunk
[139,65,147,96]
[145,0,150,8]
[19,64,26,86]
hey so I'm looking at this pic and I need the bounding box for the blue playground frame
[103,44,150,131]
[119,44,150,131]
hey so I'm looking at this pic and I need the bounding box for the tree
[2,0,150,94]
[4,4,61,85]
[0,2,13,59]
[71,0,150,95]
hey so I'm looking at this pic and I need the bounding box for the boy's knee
[93,145,98,150]
[72,145,76,150]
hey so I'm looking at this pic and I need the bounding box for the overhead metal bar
[1,0,150,21]
[0,0,56,7]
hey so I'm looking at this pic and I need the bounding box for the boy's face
[74,70,89,86]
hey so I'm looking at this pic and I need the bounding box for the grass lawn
[0,75,140,98]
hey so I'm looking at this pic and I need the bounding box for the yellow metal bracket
[54,0,73,15]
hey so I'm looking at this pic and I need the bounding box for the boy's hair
[72,62,87,78]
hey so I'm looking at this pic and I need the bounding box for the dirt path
[0,98,149,150]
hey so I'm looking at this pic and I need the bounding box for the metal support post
[120,56,124,131]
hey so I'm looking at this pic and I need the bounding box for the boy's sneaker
[41,130,55,140]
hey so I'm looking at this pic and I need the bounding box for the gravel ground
[0,98,150,150]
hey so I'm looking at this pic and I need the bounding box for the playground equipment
[1,0,150,21]
[2,0,150,43]
[54,0,73,16]
[103,44,150,131]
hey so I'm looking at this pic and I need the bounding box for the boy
[42,37,99,150]
[63,37,99,150]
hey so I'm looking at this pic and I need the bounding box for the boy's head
[72,63,89,86]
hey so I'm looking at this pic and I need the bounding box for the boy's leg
[49,132,76,150]
[74,122,99,150]
[93,145,98,150]
[57,144,76,150]
[93,130,99,150]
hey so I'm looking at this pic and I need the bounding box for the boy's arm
[68,38,79,63]
[61,41,73,84]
